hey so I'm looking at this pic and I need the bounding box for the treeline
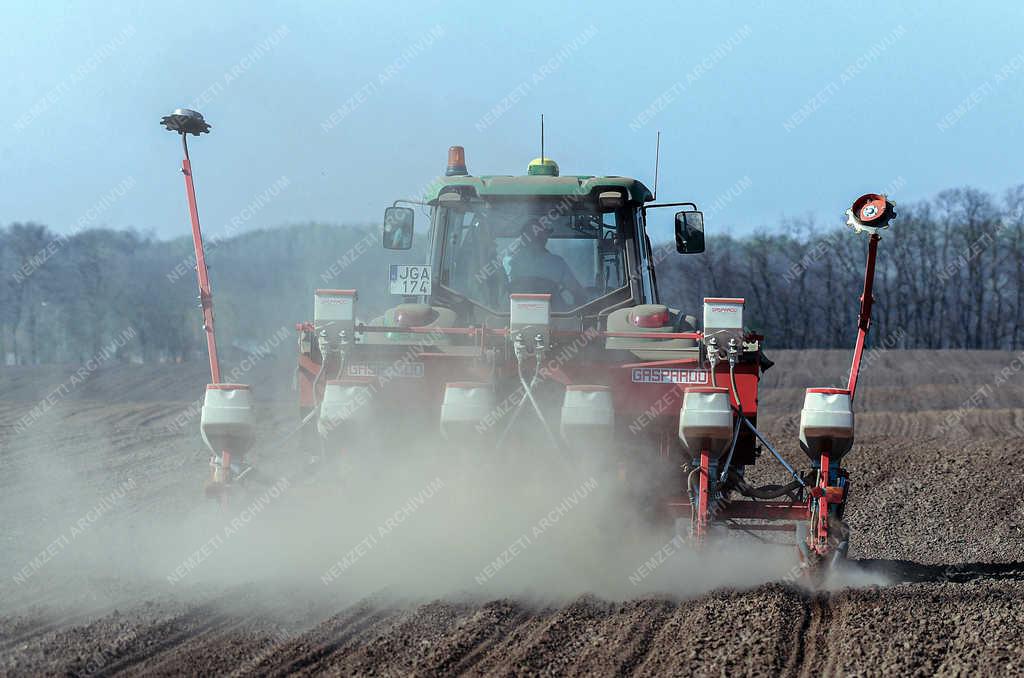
[0,222,422,365]
[657,186,1023,350]
[1,186,1021,365]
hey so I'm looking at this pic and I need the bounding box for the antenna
[653,131,661,200]
[540,113,545,164]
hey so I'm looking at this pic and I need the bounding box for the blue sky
[3,0,1023,242]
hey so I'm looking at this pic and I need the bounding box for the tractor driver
[506,220,587,309]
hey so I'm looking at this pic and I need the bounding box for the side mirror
[383,206,415,250]
[674,210,705,254]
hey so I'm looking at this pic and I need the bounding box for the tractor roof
[424,175,654,205]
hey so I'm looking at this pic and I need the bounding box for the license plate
[347,362,424,378]
[631,368,709,384]
[389,265,431,295]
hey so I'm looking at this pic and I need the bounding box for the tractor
[288,146,894,574]
[162,109,894,576]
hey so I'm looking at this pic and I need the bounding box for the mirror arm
[646,201,698,210]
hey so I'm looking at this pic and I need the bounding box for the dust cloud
[1,414,876,623]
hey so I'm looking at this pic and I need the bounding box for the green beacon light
[527,157,559,176]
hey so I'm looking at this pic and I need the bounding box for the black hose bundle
[725,468,815,500]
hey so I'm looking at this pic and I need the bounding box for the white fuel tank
[560,385,614,442]
[440,382,496,439]
[799,388,854,459]
[200,384,255,456]
[678,386,734,458]
[318,379,374,440]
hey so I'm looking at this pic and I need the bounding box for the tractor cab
[382,147,705,331]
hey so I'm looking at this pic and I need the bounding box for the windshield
[437,201,629,311]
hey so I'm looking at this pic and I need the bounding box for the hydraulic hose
[312,334,346,406]
[718,360,744,482]
[497,338,560,450]
[311,351,327,407]
[686,466,701,504]
[334,348,346,380]
[713,342,812,498]
[742,418,806,488]
[717,414,743,483]
[520,350,560,447]
[725,468,814,500]
[729,362,742,417]
[740,479,803,500]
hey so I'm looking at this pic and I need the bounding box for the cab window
[438,200,629,311]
